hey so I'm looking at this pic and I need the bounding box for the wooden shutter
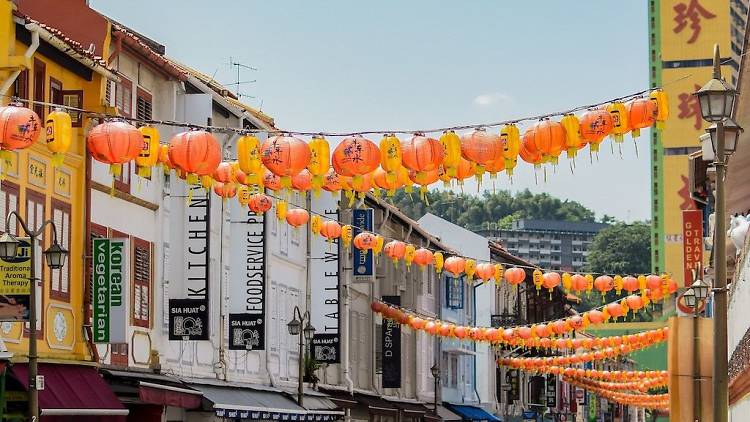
[13,70,28,101]
[136,87,152,121]
[0,182,20,235]
[49,78,62,107]
[50,200,71,301]
[33,59,45,119]
[116,78,132,118]
[25,189,45,335]
[132,237,151,328]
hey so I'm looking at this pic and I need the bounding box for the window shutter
[133,239,151,328]
[136,96,152,121]
[61,90,83,127]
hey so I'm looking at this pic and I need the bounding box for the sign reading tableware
[310,194,340,363]
[228,196,265,350]
[92,238,128,343]
[0,238,31,321]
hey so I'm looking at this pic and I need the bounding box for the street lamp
[430,363,440,414]
[287,306,315,408]
[707,118,743,156]
[694,43,741,422]
[683,288,697,308]
[0,211,68,421]
[692,278,710,303]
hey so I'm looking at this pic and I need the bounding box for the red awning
[11,363,128,418]
[139,381,202,409]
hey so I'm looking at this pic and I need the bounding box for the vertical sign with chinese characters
[169,185,210,341]
[310,194,340,363]
[228,198,265,350]
[545,374,557,410]
[381,295,401,388]
[682,209,704,286]
[0,238,31,321]
[92,238,128,343]
[352,209,373,281]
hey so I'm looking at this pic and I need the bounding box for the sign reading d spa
[382,295,401,388]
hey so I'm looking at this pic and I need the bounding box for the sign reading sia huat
[92,238,128,343]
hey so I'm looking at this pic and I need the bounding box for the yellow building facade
[0,0,115,362]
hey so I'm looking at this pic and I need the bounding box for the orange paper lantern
[401,134,444,174]
[444,256,467,277]
[0,103,41,150]
[248,194,273,214]
[168,129,221,178]
[261,135,311,187]
[285,208,309,227]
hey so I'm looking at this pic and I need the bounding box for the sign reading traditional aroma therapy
[228,196,265,350]
[0,238,31,321]
[92,238,128,343]
[682,209,704,286]
[310,194,340,363]
[382,295,401,388]
[169,184,210,341]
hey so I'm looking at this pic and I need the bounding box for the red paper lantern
[168,130,221,177]
[0,103,41,150]
[261,135,311,187]
[286,208,309,227]
[248,194,273,214]
[88,120,144,171]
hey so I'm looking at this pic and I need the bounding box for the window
[61,90,83,127]
[0,182,20,235]
[116,78,132,118]
[49,77,62,107]
[12,70,28,101]
[50,200,71,301]
[113,162,131,193]
[132,237,152,328]
[111,343,128,366]
[446,276,464,309]
[105,79,115,107]
[449,355,458,387]
[33,59,45,119]
[136,87,152,121]
[26,189,45,334]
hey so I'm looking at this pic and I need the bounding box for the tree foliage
[390,189,596,229]
[584,221,651,275]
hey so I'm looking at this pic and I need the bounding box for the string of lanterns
[372,297,671,349]
[562,374,668,394]
[515,366,668,382]
[562,376,669,411]
[0,87,669,201]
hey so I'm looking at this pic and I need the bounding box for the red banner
[682,210,704,286]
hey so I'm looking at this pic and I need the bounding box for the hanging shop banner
[169,298,209,340]
[506,368,520,402]
[310,194,341,363]
[228,198,266,350]
[92,238,128,343]
[0,238,31,321]
[382,295,401,388]
[169,184,210,340]
[546,374,558,409]
[682,209,704,287]
[352,208,374,281]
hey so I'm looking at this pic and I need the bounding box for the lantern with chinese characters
[560,114,583,159]
[0,103,41,152]
[440,130,462,177]
[332,135,380,184]
[500,124,521,176]
[168,129,221,183]
[401,134,444,176]
[275,200,287,221]
[307,135,330,196]
[88,120,144,177]
[533,119,565,164]
[532,269,543,294]
[261,135,311,189]
[310,215,322,236]
[213,161,234,183]
[322,168,342,194]
[384,240,407,264]
[291,169,313,196]
[606,102,630,143]
[433,251,444,274]
[379,134,402,182]
[404,244,416,269]
[464,259,477,281]
[45,108,72,167]
[237,185,251,207]
[133,125,160,178]
[286,208,309,228]
[626,97,657,138]
[461,128,503,182]
[579,109,614,152]
[649,89,669,129]
[341,225,353,249]
[236,135,263,183]
[353,232,376,250]
[263,170,282,192]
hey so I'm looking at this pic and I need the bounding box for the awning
[190,382,343,421]
[354,393,399,416]
[384,398,431,415]
[11,363,128,417]
[445,403,501,421]
[436,404,463,421]
[317,388,357,409]
[100,368,202,409]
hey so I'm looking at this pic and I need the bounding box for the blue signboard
[352,208,374,280]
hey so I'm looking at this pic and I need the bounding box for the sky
[90,1,650,222]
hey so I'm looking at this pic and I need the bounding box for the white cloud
[473,92,513,107]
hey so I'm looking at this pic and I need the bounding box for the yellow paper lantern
[606,102,630,143]
[433,251,444,274]
[500,124,520,176]
[341,225,353,249]
[562,272,572,292]
[494,263,504,284]
[276,200,287,221]
[613,275,624,295]
[237,184,251,206]
[135,125,160,178]
[638,275,647,295]
[373,235,384,257]
[404,244,416,270]
[465,259,477,281]
[439,130,462,177]
[560,114,582,159]
[308,135,330,196]
[649,89,669,129]
[585,274,594,294]
[45,108,72,167]
[236,135,263,182]
[311,215,322,235]
[379,134,402,183]
[533,269,543,293]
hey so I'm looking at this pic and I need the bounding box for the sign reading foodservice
[92,238,128,343]
[0,238,31,321]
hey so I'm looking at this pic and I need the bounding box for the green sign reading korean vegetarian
[92,238,127,343]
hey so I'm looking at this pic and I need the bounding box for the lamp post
[0,211,68,421]
[694,44,743,422]
[430,363,440,414]
[287,305,315,408]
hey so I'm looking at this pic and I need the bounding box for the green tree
[585,221,651,275]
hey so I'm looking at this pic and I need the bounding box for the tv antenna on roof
[226,57,258,100]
